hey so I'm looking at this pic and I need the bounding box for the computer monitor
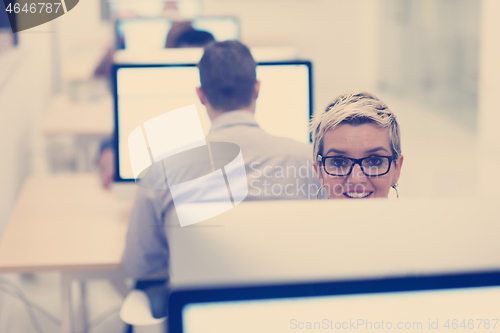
[113,61,312,182]
[115,16,239,50]
[169,270,500,333]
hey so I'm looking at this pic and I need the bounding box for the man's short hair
[198,41,256,111]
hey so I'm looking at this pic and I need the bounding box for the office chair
[120,290,167,332]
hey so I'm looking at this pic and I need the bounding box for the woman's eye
[329,157,349,167]
[365,157,382,166]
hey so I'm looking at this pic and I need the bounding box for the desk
[0,174,130,333]
[3,175,500,332]
[42,95,113,137]
[42,95,114,171]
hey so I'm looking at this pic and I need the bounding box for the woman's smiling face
[315,123,403,199]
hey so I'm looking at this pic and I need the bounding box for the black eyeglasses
[317,154,396,177]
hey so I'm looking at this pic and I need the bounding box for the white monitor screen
[114,62,312,181]
[116,17,239,50]
[182,286,500,333]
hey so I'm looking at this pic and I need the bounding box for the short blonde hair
[310,91,401,162]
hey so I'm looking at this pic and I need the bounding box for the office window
[378,0,480,129]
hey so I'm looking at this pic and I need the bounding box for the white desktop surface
[42,95,113,137]
[9,177,496,280]
[168,196,500,289]
[0,174,130,273]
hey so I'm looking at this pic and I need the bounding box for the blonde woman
[311,91,403,199]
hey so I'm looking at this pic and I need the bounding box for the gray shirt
[121,110,320,278]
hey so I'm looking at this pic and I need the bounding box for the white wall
[202,0,380,114]
[57,0,111,63]
[478,0,500,151]
[0,24,53,232]
[476,0,500,197]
